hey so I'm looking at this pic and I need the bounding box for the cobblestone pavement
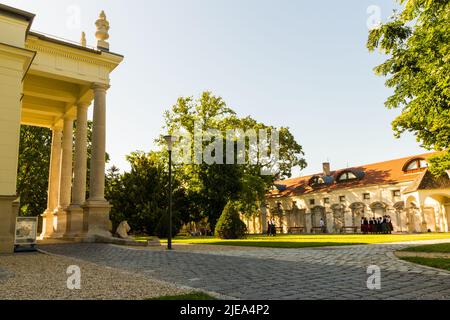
[40,241,450,300]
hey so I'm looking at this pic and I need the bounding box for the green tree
[367,0,450,176]
[105,151,187,236]
[162,91,306,230]
[17,121,105,216]
[215,200,247,239]
[17,126,52,217]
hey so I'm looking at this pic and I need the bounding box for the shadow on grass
[202,241,365,248]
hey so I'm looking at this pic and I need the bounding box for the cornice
[25,37,121,70]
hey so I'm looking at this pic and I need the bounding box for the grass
[399,257,450,271]
[148,292,217,300]
[148,233,450,249]
[399,243,450,253]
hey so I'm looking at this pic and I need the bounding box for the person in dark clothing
[387,216,394,234]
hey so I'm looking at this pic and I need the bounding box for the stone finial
[80,31,86,47]
[95,10,110,51]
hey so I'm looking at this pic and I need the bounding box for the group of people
[361,216,393,234]
[267,218,277,236]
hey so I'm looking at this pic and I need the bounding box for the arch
[405,196,422,232]
[310,205,326,228]
[370,201,388,211]
[350,202,366,228]
[331,203,346,211]
[349,202,366,211]
[331,204,345,232]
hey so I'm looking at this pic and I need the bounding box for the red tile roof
[269,152,439,198]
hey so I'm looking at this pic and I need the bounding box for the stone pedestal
[84,200,112,238]
[0,196,17,253]
[40,210,56,239]
[65,206,85,238]
[52,208,69,238]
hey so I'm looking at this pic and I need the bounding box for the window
[404,158,428,173]
[339,196,346,202]
[363,193,370,200]
[337,171,358,182]
[323,197,330,204]
[309,199,315,205]
[309,175,325,186]
[392,190,401,197]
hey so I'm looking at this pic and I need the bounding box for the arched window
[309,175,325,186]
[337,171,358,182]
[403,158,428,173]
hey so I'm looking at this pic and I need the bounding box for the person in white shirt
[319,218,326,233]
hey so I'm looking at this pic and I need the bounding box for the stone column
[40,128,62,239]
[54,116,74,237]
[67,103,89,237]
[89,83,108,202]
[85,83,112,238]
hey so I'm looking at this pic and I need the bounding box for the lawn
[145,233,450,249]
[148,292,217,300]
[399,243,450,253]
[399,257,450,271]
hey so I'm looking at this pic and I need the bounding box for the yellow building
[244,153,450,235]
[0,4,123,253]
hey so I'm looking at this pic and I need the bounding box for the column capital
[92,82,110,91]
[52,126,63,133]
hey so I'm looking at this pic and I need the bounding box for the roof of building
[269,152,440,198]
[0,3,35,35]
[403,169,450,194]
[0,3,35,22]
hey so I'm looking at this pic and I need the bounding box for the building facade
[244,152,450,234]
[0,4,123,253]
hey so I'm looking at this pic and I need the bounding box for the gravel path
[0,252,191,300]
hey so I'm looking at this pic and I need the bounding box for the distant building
[243,152,450,234]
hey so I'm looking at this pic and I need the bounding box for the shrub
[215,201,247,239]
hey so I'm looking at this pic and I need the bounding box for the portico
[0,4,123,253]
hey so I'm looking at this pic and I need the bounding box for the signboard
[14,217,38,246]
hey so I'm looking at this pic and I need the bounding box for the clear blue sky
[5,0,427,176]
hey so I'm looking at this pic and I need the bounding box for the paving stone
[40,241,450,300]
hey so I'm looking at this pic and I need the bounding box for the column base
[52,207,69,238]
[39,209,56,239]
[84,200,113,238]
[65,205,86,238]
[0,195,18,254]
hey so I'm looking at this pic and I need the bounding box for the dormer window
[309,175,325,186]
[404,158,428,173]
[337,171,358,182]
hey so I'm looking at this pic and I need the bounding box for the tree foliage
[367,0,450,176]
[17,121,104,216]
[17,126,52,217]
[106,151,187,235]
[162,91,306,230]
